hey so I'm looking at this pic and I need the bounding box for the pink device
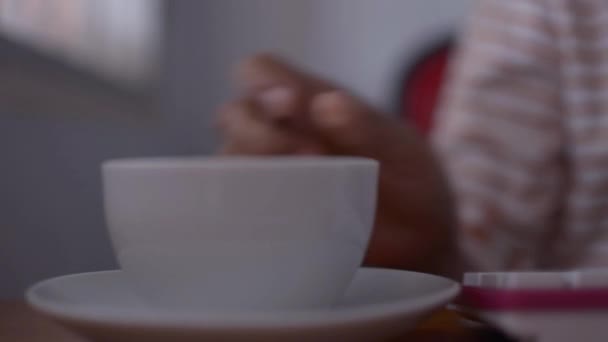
[457,270,608,342]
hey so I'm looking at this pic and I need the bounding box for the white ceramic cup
[102,157,378,311]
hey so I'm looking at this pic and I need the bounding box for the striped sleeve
[433,0,565,271]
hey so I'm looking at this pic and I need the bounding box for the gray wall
[0,0,470,298]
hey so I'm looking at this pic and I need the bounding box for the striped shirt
[434,0,608,271]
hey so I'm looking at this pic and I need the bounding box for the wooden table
[0,301,83,342]
[0,300,509,341]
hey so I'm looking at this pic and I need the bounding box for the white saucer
[26,268,459,342]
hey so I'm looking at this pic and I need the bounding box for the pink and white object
[458,270,608,342]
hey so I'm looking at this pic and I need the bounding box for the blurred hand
[217,55,459,276]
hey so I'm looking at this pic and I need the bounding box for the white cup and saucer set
[25,157,460,341]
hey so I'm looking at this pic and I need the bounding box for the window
[0,0,163,88]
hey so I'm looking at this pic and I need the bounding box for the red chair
[397,36,454,137]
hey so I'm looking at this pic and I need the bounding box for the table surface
[0,300,509,341]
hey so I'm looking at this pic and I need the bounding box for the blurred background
[0,0,471,298]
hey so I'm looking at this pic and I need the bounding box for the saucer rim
[26,268,460,329]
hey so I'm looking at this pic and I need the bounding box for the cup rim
[103,156,378,170]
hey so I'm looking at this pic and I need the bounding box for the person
[217,0,608,277]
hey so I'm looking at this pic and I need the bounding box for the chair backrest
[397,36,454,137]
